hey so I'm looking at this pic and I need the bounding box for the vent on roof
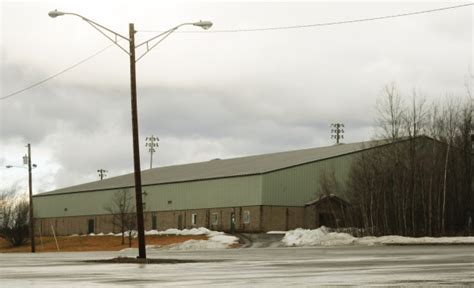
[210,158,220,161]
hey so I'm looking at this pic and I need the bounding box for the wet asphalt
[1,245,473,287]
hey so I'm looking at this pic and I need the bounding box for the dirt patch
[0,235,208,253]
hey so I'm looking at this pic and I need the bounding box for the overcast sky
[0,0,472,194]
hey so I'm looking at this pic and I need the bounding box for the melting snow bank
[146,227,216,236]
[152,228,239,251]
[120,228,239,251]
[164,234,238,251]
[282,227,474,247]
[282,227,355,246]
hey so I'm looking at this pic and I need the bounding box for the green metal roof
[36,139,388,196]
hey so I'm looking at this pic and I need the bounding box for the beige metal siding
[262,154,356,206]
[34,188,129,219]
[34,175,262,218]
[143,175,262,211]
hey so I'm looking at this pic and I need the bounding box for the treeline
[348,83,472,237]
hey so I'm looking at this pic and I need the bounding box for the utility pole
[26,144,35,253]
[471,97,473,151]
[145,135,159,169]
[48,9,211,261]
[330,123,345,144]
[129,23,146,259]
[97,169,108,180]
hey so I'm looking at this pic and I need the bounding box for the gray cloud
[1,1,472,191]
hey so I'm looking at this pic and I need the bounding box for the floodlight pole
[27,143,35,253]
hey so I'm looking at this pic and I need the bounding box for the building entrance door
[88,219,94,234]
[178,215,183,230]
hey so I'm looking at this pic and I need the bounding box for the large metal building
[33,139,385,236]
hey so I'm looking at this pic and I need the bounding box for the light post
[48,10,212,259]
[145,135,159,169]
[97,169,108,180]
[330,123,345,145]
[6,143,37,253]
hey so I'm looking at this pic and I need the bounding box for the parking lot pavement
[1,246,473,287]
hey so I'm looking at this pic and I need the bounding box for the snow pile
[119,228,238,251]
[160,228,238,251]
[283,227,356,246]
[112,230,138,238]
[166,234,238,251]
[357,235,474,246]
[282,227,474,247]
[156,227,214,236]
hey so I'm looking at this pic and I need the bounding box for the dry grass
[0,234,208,253]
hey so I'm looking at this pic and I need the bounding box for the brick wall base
[36,205,315,236]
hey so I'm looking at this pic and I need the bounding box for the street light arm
[5,165,38,169]
[63,12,130,41]
[135,27,178,62]
[134,20,212,62]
[83,20,130,55]
[135,23,187,49]
[49,10,131,55]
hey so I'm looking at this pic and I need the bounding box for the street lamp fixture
[48,9,65,18]
[193,20,213,30]
[48,10,212,259]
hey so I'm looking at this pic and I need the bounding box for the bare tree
[376,82,405,141]
[439,98,460,234]
[0,187,30,247]
[104,189,136,247]
[403,92,428,235]
[348,84,471,237]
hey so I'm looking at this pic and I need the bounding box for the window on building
[211,213,218,225]
[191,213,197,225]
[243,210,250,224]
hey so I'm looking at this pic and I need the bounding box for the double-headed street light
[48,10,212,259]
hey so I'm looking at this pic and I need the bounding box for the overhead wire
[2,3,472,100]
[1,44,114,100]
[137,3,474,33]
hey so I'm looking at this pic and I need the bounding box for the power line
[138,3,473,33]
[1,44,114,101]
[2,3,471,101]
